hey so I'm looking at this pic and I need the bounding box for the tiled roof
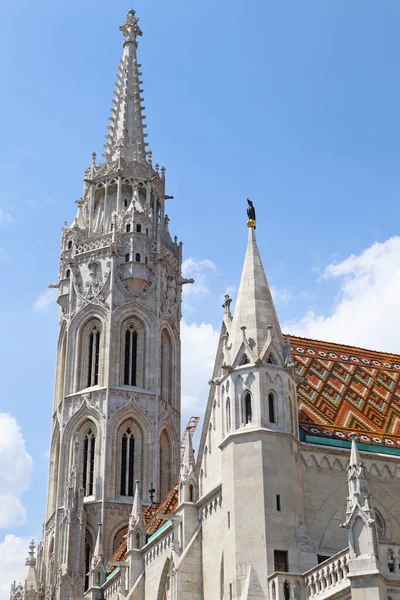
[107,485,179,572]
[291,335,400,448]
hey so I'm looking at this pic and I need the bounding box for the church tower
[36,11,185,600]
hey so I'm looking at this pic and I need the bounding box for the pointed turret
[91,524,104,569]
[180,427,195,481]
[10,541,39,600]
[103,10,148,164]
[130,480,144,528]
[230,224,283,359]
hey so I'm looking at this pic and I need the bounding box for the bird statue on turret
[246,198,256,229]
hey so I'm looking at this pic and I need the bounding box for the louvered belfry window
[82,428,96,496]
[120,428,135,496]
[124,325,138,386]
[87,324,101,388]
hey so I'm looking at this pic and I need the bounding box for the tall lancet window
[82,427,96,496]
[82,321,101,389]
[244,392,252,424]
[160,330,173,404]
[124,325,138,386]
[121,318,145,388]
[120,427,135,496]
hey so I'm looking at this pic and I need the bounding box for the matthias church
[10,11,400,600]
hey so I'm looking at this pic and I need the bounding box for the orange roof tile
[290,335,400,447]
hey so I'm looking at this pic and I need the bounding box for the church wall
[300,446,400,558]
[200,488,224,600]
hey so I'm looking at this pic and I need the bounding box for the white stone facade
[10,10,400,600]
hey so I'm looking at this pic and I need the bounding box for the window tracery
[82,427,96,496]
[121,319,144,387]
[120,426,135,496]
[81,320,102,389]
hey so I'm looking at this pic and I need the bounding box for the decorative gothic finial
[120,10,143,45]
[246,198,256,229]
[26,540,36,566]
[222,294,232,314]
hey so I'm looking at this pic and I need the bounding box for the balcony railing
[304,549,350,600]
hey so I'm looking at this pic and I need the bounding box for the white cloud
[181,319,219,421]
[33,288,57,312]
[0,535,31,600]
[0,207,14,228]
[284,236,400,353]
[271,286,292,304]
[0,414,32,528]
[182,258,216,297]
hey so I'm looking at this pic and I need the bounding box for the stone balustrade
[304,549,350,600]
[102,567,126,600]
[268,572,305,600]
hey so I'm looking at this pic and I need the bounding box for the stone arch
[111,304,155,389]
[159,428,173,500]
[112,526,128,554]
[112,416,144,500]
[120,315,146,388]
[54,325,67,408]
[156,557,171,600]
[68,307,108,393]
[160,328,174,406]
[60,411,102,501]
[46,422,61,518]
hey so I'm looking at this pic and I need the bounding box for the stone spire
[91,524,104,569]
[103,10,148,164]
[231,225,283,359]
[180,428,195,481]
[342,433,378,563]
[344,433,375,525]
[130,480,144,528]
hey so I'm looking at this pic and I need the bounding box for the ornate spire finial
[25,539,36,566]
[246,198,256,229]
[120,10,143,45]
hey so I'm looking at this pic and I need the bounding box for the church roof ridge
[287,333,400,361]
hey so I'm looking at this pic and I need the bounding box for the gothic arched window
[125,253,130,262]
[121,319,145,387]
[82,427,96,496]
[268,391,276,424]
[136,224,142,233]
[81,320,101,389]
[159,429,172,500]
[126,224,131,233]
[84,531,93,592]
[135,253,141,262]
[124,325,138,386]
[226,398,231,433]
[120,427,135,496]
[244,392,252,424]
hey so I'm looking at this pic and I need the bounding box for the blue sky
[2,0,400,594]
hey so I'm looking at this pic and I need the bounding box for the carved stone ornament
[109,391,156,425]
[72,262,111,311]
[62,391,106,427]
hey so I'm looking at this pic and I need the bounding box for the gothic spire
[344,433,374,523]
[103,10,149,165]
[180,427,195,481]
[231,223,283,359]
[130,480,144,527]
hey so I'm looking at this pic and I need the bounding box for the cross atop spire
[103,10,149,165]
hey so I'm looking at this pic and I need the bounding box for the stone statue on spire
[246,198,256,229]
